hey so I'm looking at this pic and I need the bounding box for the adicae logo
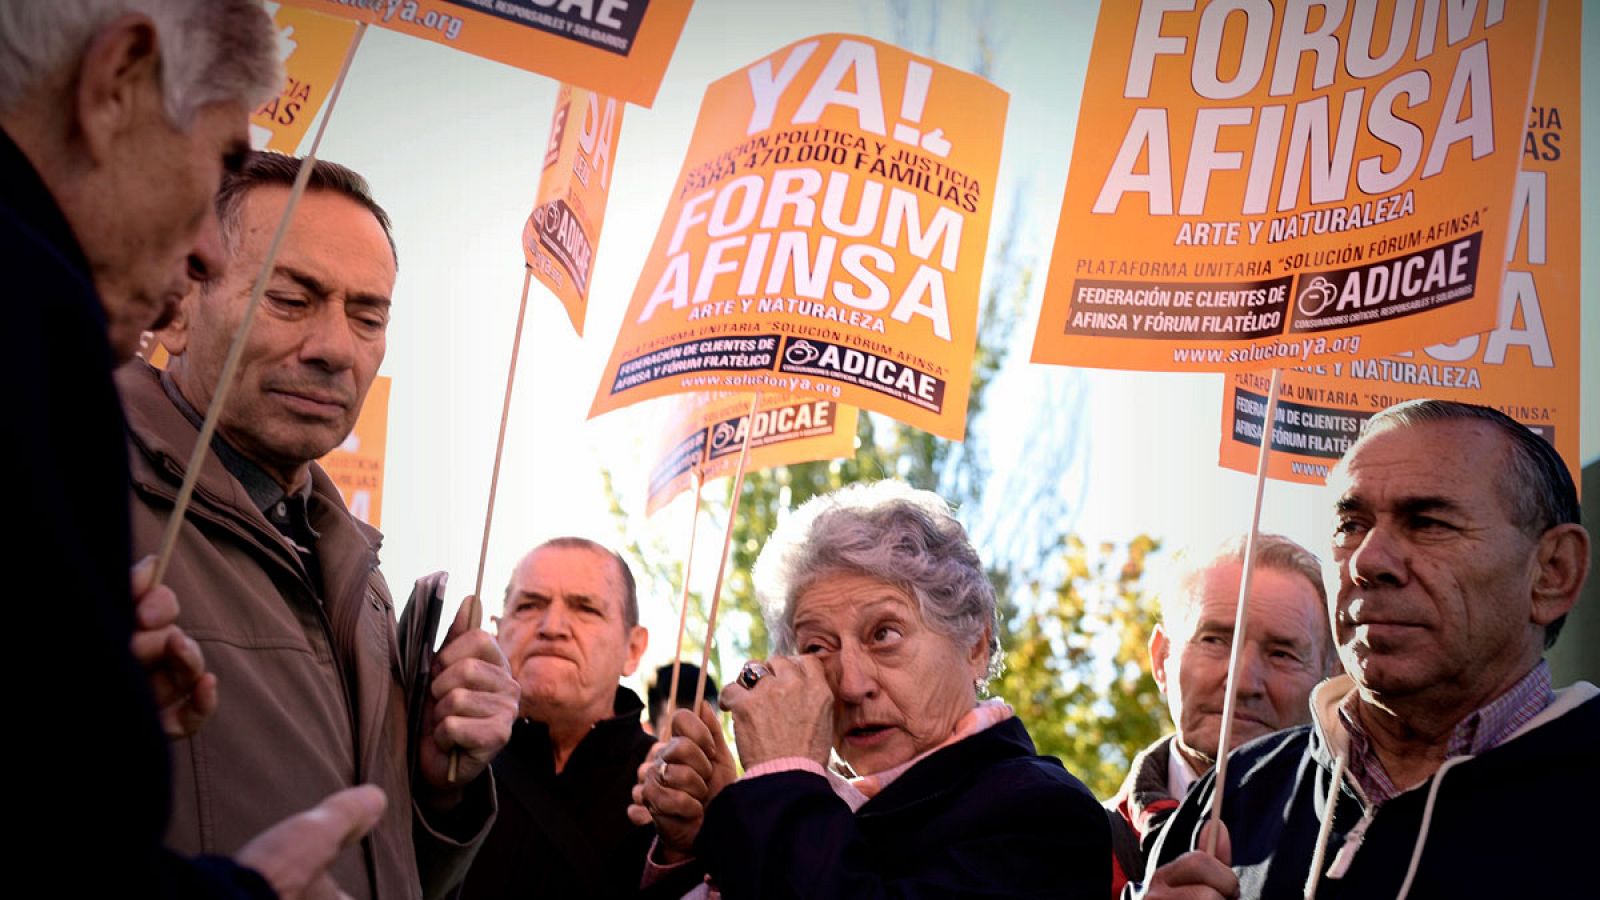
[1297,276,1338,317]
[710,421,738,448]
[785,340,820,365]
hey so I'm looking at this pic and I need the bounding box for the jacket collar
[1308,674,1357,765]
[512,686,649,767]
[505,682,643,739]
[589,685,648,742]
[121,358,271,524]
[1305,672,1600,773]
[857,715,1037,818]
[158,367,311,515]
[118,358,383,555]
[0,126,93,291]
[1112,733,1181,833]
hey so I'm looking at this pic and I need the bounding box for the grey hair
[753,480,1002,680]
[0,0,282,126]
[1160,533,1336,674]
[1340,399,1580,647]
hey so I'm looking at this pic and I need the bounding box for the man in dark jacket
[0,2,385,897]
[458,538,657,899]
[1145,401,1597,899]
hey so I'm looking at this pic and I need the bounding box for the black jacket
[695,715,1110,898]
[457,688,657,899]
[1148,678,1600,899]
[1,128,271,898]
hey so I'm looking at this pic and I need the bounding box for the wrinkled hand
[627,741,667,829]
[717,655,833,769]
[628,704,737,862]
[1146,819,1238,900]
[236,785,387,900]
[129,555,216,738]
[418,595,518,806]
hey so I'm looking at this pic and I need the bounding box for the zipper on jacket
[135,459,383,891]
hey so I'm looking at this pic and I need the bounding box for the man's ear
[1530,523,1589,629]
[1149,624,1171,696]
[155,289,195,357]
[622,626,648,677]
[74,14,163,166]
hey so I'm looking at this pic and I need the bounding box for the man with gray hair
[2,2,386,898]
[1108,534,1334,896]
[1146,400,1596,899]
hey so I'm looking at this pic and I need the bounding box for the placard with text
[1032,0,1546,372]
[646,391,859,514]
[1219,0,1580,487]
[589,34,1008,440]
[279,0,691,106]
[524,84,624,334]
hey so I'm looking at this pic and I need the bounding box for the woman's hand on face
[629,702,735,863]
[719,655,834,769]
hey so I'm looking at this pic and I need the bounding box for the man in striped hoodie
[1143,400,1596,899]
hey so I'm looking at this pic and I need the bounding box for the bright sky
[296,1,1599,681]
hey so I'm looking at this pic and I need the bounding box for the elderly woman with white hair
[635,481,1109,898]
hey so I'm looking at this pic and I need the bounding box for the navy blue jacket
[1,127,272,899]
[695,716,1110,898]
[1148,683,1600,899]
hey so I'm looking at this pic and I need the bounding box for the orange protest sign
[1219,0,1580,487]
[139,335,170,369]
[1031,1,1546,372]
[277,0,690,107]
[320,375,392,526]
[646,391,859,515]
[523,84,624,335]
[252,4,361,153]
[588,34,1008,440]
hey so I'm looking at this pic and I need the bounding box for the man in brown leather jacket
[121,152,518,900]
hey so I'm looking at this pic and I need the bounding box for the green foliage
[993,535,1169,799]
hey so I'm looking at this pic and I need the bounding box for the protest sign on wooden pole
[524,84,626,336]
[1217,0,1581,491]
[319,375,392,526]
[1031,2,1547,372]
[277,0,692,107]
[583,33,1011,718]
[588,33,1009,441]
[251,5,361,153]
[646,392,858,515]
